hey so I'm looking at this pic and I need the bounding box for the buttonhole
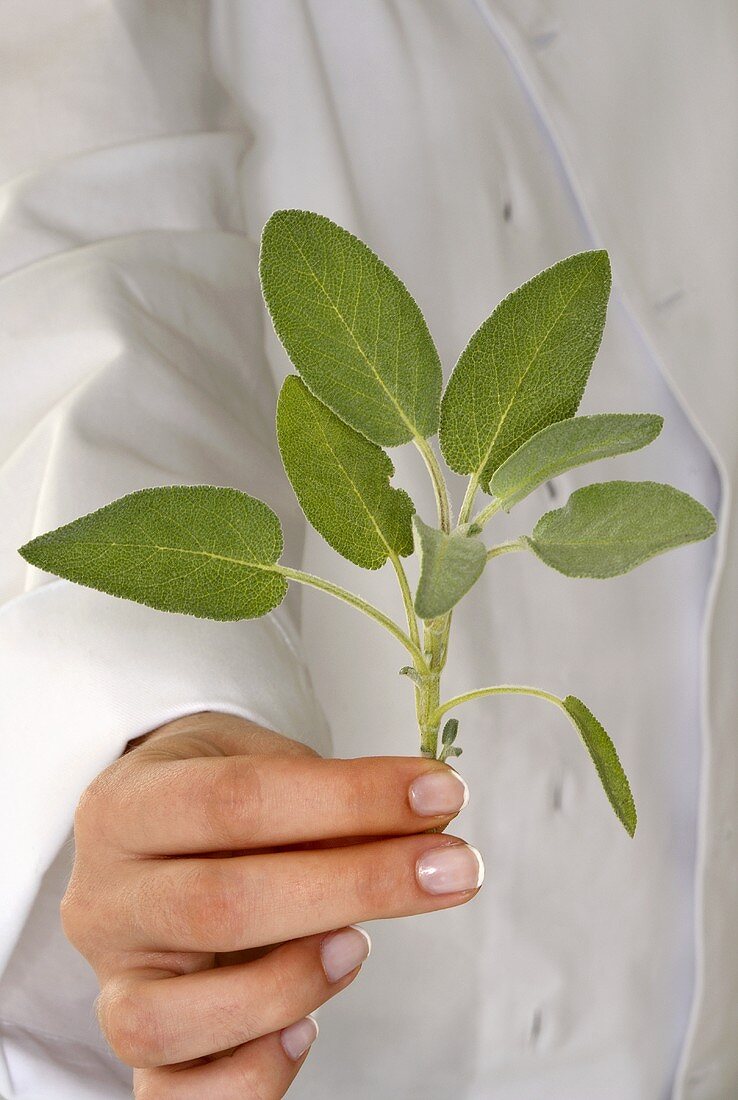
[529,1007,544,1046]
[654,289,684,311]
[531,29,559,49]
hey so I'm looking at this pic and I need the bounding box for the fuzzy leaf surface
[563,695,637,836]
[413,516,487,619]
[440,251,611,485]
[489,413,663,510]
[526,481,716,577]
[277,376,414,569]
[441,718,460,746]
[260,210,442,446]
[18,486,287,620]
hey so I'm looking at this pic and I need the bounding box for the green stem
[277,564,424,665]
[415,612,453,757]
[485,537,528,562]
[432,683,565,726]
[457,474,480,526]
[414,436,452,533]
[389,551,422,657]
[387,553,433,740]
[472,497,503,528]
[435,607,453,673]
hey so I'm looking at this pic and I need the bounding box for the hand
[61,711,481,1098]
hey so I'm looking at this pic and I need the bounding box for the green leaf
[413,516,487,619]
[441,718,459,746]
[526,481,717,578]
[489,413,663,510]
[440,251,611,485]
[276,375,414,569]
[399,665,423,687]
[260,210,442,446]
[439,720,463,762]
[562,695,637,836]
[18,486,288,621]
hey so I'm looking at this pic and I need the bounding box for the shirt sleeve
[0,1,331,992]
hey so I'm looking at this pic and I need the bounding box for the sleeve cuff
[0,579,331,979]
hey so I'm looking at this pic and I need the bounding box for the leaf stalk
[414,436,452,533]
[485,538,528,562]
[432,683,565,726]
[388,550,422,655]
[457,474,480,526]
[277,564,426,666]
[472,497,503,527]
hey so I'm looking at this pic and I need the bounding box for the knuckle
[350,848,401,914]
[267,954,304,1022]
[286,738,320,761]
[73,763,126,844]
[200,756,264,848]
[179,862,244,945]
[59,870,93,952]
[61,869,126,969]
[132,1081,157,1100]
[72,782,104,841]
[345,761,383,812]
[59,882,80,945]
[97,981,168,1068]
[230,1060,282,1100]
[134,1079,177,1100]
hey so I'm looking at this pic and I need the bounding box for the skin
[61,711,482,1098]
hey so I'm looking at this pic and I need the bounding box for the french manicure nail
[321,925,372,982]
[409,768,469,816]
[416,842,485,895]
[281,1015,319,1060]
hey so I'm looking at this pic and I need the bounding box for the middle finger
[98,927,369,1068]
[118,833,484,952]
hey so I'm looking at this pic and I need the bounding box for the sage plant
[20,211,718,836]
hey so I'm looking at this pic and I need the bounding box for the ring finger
[99,926,370,1069]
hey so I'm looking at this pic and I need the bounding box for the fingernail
[416,842,485,895]
[321,925,372,982]
[409,768,469,817]
[281,1015,319,1060]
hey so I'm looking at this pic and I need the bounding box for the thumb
[124,710,320,763]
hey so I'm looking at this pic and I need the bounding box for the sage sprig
[19,210,718,836]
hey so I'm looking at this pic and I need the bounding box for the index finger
[103,753,469,855]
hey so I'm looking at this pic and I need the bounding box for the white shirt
[0,3,733,1098]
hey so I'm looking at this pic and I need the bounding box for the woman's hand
[61,711,481,1098]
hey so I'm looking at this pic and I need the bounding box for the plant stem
[432,683,565,726]
[415,612,452,757]
[417,666,441,758]
[472,497,503,527]
[457,474,479,526]
[485,538,528,562]
[414,436,452,533]
[277,564,425,666]
[389,550,422,655]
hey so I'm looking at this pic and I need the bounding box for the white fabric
[0,2,734,1098]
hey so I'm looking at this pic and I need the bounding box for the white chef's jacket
[0,3,734,1098]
